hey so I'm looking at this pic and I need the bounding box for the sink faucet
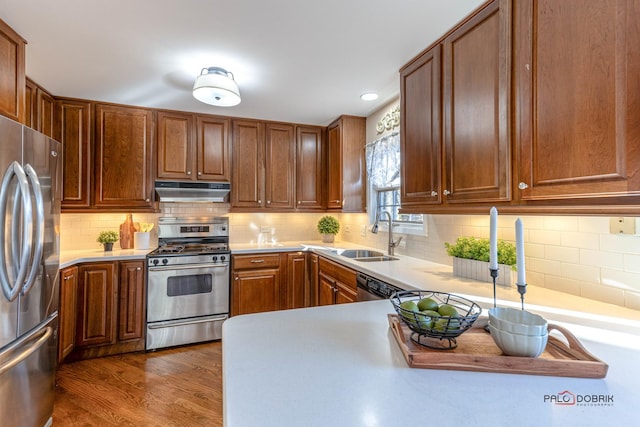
[371,211,403,256]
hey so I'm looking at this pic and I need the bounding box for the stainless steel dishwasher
[356,272,406,301]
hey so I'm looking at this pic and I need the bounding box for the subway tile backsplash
[60,207,640,311]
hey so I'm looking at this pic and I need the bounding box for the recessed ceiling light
[360,92,379,101]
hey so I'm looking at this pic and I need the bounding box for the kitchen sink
[353,255,399,262]
[338,249,399,262]
[339,249,385,258]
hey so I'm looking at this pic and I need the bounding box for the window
[366,132,426,236]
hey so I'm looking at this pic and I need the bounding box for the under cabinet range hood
[155,181,231,203]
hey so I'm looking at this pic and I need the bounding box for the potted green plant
[445,237,516,286]
[317,215,340,243]
[97,230,119,252]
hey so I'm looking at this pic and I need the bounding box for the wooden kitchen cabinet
[0,18,26,123]
[231,120,301,211]
[296,126,324,210]
[400,45,442,208]
[156,111,230,182]
[307,253,319,307]
[56,98,92,209]
[231,119,265,209]
[442,0,511,204]
[117,260,146,342]
[326,116,366,212]
[69,260,146,361]
[25,78,56,136]
[265,122,295,209]
[75,262,117,348]
[285,251,307,309]
[58,266,78,363]
[514,0,640,205]
[94,103,155,210]
[317,256,357,305]
[232,253,283,315]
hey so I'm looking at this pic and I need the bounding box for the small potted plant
[445,237,516,286]
[97,230,119,252]
[317,215,340,243]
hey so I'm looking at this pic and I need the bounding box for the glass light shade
[193,67,241,107]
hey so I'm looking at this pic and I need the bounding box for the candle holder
[516,283,527,310]
[489,268,499,308]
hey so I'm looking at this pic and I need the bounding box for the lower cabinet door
[232,269,282,315]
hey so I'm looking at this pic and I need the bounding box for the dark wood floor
[53,341,223,426]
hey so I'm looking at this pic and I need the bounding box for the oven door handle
[148,262,229,272]
[147,314,228,329]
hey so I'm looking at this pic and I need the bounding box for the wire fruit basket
[390,290,481,350]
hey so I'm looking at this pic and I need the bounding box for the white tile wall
[59,206,640,311]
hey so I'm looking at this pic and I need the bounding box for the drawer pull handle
[250,259,265,263]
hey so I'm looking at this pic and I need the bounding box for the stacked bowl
[487,307,549,357]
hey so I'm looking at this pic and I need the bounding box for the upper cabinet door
[296,126,324,210]
[400,45,442,207]
[0,19,26,123]
[157,111,194,180]
[231,119,265,208]
[94,104,154,209]
[197,115,230,181]
[515,0,640,202]
[57,99,92,209]
[443,0,511,204]
[326,123,342,209]
[265,123,295,209]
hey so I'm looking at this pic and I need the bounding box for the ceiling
[2,0,486,126]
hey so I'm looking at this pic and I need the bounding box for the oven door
[147,262,230,322]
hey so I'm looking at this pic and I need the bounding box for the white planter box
[452,258,515,287]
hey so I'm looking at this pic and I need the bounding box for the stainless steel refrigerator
[0,114,61,427]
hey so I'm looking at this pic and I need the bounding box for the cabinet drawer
[233,253,281,270]
[318,257,357,291]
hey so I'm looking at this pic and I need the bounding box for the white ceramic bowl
[488,307,548,336]
[488,323,548,357]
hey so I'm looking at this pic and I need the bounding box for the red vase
[119,214,136,249]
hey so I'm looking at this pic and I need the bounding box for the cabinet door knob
[443,190,451,196]
[297,201,301,204]
[187,171,192,175]
[198,171,202,176]
[258,199,262,204]
[136,267,141,271]
[430,190,438,197]
[267,200,271,204]
[518,182,529,190]
[145,198,150,202]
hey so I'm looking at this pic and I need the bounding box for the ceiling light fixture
[360,92,379,101]
[193,67,241,107]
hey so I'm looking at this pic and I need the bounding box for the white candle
[489,207,498,270]
[515,218,526,285]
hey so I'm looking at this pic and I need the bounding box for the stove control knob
[152,259,159,266]
[212,256,218,262]
[220,255,226,262]
[162,258,169,265]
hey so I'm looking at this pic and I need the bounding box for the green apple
[438,304,459,318]
[417,297,439,312]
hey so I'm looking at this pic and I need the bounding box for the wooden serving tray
[388,314,608,378]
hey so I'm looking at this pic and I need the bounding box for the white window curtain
[365,132,400,189]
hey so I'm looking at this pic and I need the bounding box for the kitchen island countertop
[223,300,640,427]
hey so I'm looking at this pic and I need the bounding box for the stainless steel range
[146,217,230,350]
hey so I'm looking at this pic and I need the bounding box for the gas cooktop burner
[150,243,228,256]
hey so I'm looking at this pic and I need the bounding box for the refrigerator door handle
[0,161,33,302]
[0,323,53,377]
[20,164,44,295]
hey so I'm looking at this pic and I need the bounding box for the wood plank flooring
[53,341,223,426]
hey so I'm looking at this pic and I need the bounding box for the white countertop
[222,300,640,427]
[59,248,151,269]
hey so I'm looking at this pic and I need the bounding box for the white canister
[134,232,150,250]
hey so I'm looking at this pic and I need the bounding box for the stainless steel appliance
[154,180,231,203]
[0,115,60,427]
[356,272,404,301]
[146,217,230,350]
